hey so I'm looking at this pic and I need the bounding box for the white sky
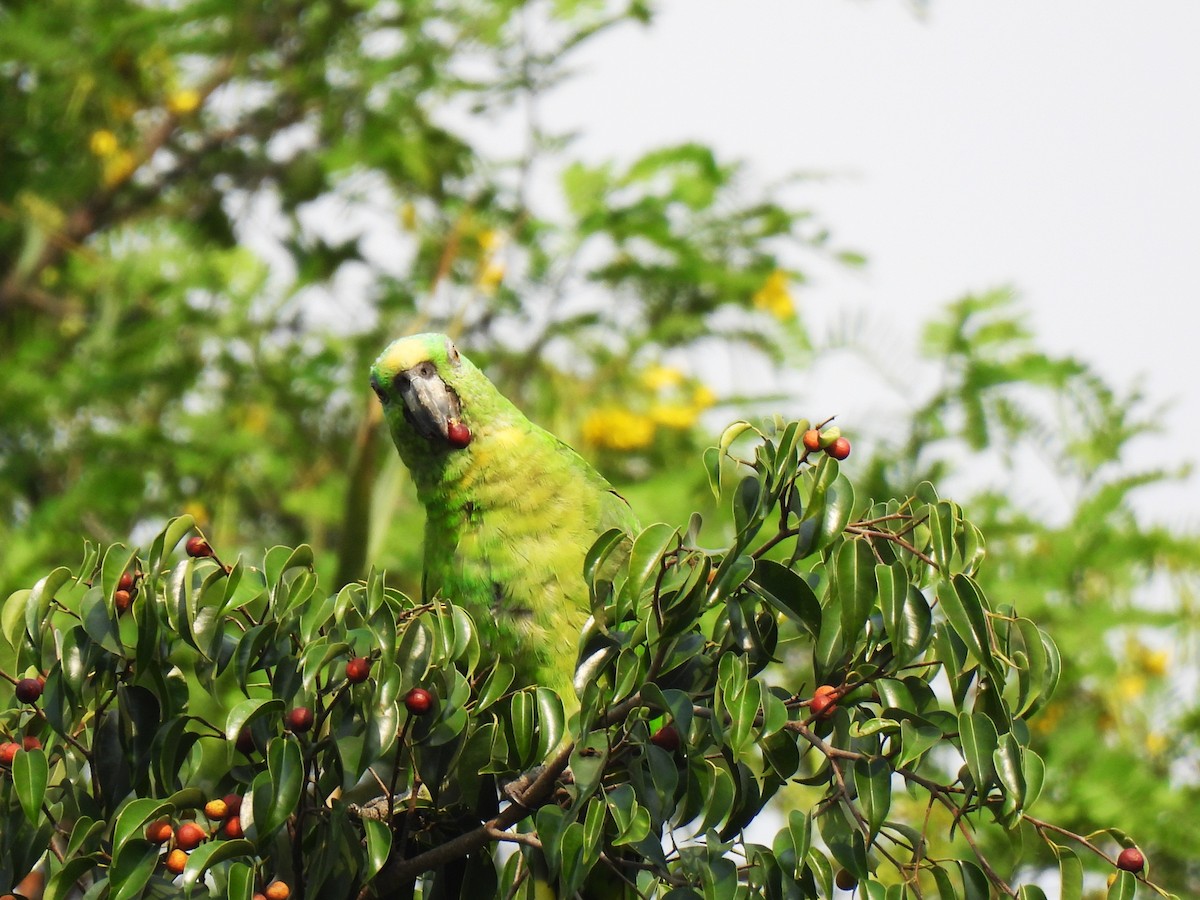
[542,0,1200,525]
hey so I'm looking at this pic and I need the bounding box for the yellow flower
[1117,675,1145,701]
[167,89,201,116]
[650,404,699,430]
[752,269,795,320]
[1145,731,1168,756]
[477,260,505,296]
[102,150,138,188]
[692,384,717,409]
[89,129,119,158]
[478,229,504,253]
[581,407,655,451]
[1138,648,1169,678]
[182,501,209,526]
[640,364,685,392]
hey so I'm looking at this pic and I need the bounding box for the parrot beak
[397,363,462,445]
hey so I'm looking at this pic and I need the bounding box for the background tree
[1,0,1197,896]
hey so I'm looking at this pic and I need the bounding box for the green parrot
[370,333,639,704]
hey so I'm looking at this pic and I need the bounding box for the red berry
[222,816,244,839]
[346,657,371,684]
[235,728,255,755]
[286,706,314,732]
[826,437,851,460]
[185,536,213,558]
[146,820,174,843]
[114,589,133,613]
[21,735,41,752]
[222,793,243,816]
[15,677,43,704]
[175,822,207,851]
[802,429,822,452]
[1116,847,1145,873]
[118,572,135,592]
[446,420,472,449]
[650,724,681,753]
[404,688,433,716]
[810,684,839,719]
[0,742,18,765]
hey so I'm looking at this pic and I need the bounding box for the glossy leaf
[13,747,49,825]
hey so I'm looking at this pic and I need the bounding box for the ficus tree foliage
[0,418,1176,899]
[3,0,1198,896]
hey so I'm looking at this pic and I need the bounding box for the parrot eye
[446,340,461,367]
[370,375,387,403]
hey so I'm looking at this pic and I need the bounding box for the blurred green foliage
[1,0,1198,896]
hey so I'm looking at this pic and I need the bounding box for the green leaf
[228,862,255,900]
[181,838,257,886]
[26,566,73,643]
[1107,871,1136,900]
[2,589,31,649]
[805,465,854,555]
[109,841,161,900]
[147,515,196,576]
[958,711,999,795]
[363,818,392,882]
[897,719,943,769]
[617,522,678,614]
[112,797,173,852]
[1023,748,1046,811]
[607,784,651,846]
[852,757,891,840]
[1049,843,1082,900]
[252,735,304,840]
[787,809,812,879]
[750,558,821,638]
[937,575,998,677]
[993,733,1026,816]
[225,697,284,745]
[732,473,764,537]
[956,859,990,900]
[12,746,48,824]
[836,540,877,642]
[45,857,99,900]
[65,815,103,859]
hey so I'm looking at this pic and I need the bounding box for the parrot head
[370,333,498,460]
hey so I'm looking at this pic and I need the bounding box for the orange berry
[204,799,229,820]
[802,429,822,452]
[165,848,188,875]
[146,820,174,843]
[810,684,839,719]
[222,816,244,839]
[264,881,291,900]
